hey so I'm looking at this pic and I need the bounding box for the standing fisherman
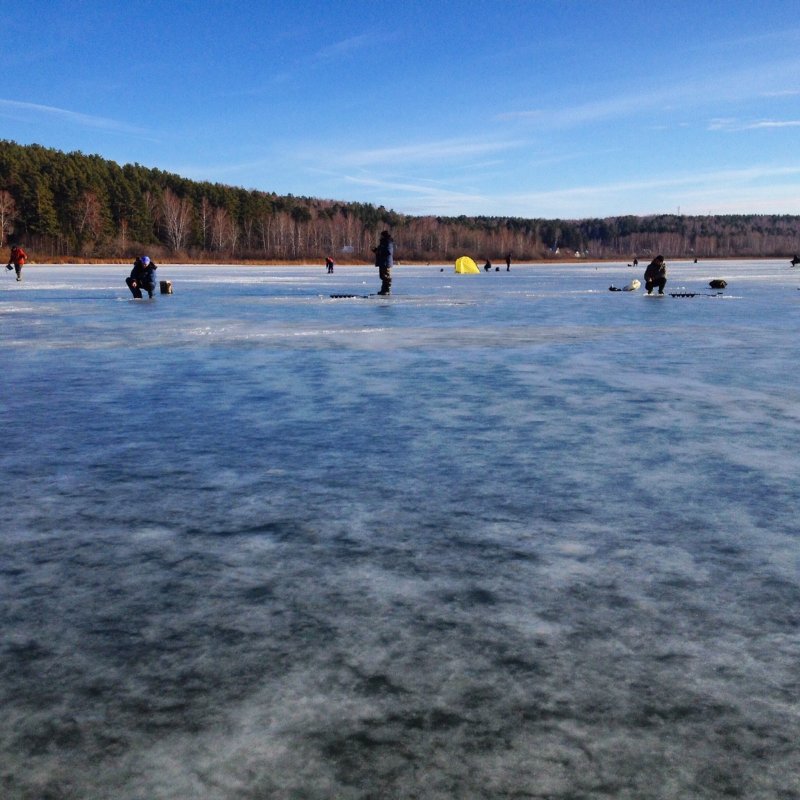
[372,230,394,296]
[6,244,27,281]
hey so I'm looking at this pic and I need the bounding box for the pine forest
[2,140,799,263]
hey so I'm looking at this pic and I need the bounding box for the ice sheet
[1,260,799,798]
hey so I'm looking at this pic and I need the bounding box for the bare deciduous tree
[74,191,103,240]
[161,189,193,252]
[211,206,239,254]
[257,211,273,257]
[117,218,129,255]
[199,197,212,251]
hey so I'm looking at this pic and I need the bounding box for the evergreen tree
[1,139,799,260]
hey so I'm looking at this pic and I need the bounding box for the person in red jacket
[6,244,27,281]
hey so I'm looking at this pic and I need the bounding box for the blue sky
[3,0,800,219]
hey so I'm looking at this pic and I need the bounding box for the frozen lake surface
[2,260,799,799]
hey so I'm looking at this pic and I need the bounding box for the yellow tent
[454,255,479,274]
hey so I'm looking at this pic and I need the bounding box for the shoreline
[12,255,792,267]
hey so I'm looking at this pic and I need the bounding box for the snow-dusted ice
[1,260,799,799]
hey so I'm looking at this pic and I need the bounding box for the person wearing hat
[5,244,27,281]
[126,255,158,298]
[643,255,667,295]
[372,230,394,295]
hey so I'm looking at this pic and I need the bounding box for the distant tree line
[1,140,799,262]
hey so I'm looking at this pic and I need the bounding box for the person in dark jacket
[372,231,394,295]
[6,244,27,281]
[126,256,157,298]
[643,255,667,295]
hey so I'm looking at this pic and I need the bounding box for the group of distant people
[482,254,513,272]
[365,242,666,296]
[4,244,160,298]
[325,235,514,295]
[327,230,396,294]
[616,255,668,293]
[3,245,764,301]
[372,240,514,293]
[323,231,396,294]
[5,240,668,299]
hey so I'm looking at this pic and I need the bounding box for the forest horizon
[2,140,800,264]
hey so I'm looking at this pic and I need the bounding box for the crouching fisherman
[643,255,667,295]
[6,244,27,281]
[126,256,157,298]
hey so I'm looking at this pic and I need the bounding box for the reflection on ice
[1,261,799,798]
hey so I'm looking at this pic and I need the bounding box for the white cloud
[708,117,800,131]
[744,120,800,129]
[343,172,484,203]
[0,98,145,135]
[498,57,800,130]
[366,164,800,218]
[496,93,649,128]
[329,137,525,168]
[506,164,800,201]
[707,118,739,131]
[527,165,800,216]
[314,34,375,62]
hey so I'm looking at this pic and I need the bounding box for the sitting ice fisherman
[126,256,158,298]
[643,255,667,295]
